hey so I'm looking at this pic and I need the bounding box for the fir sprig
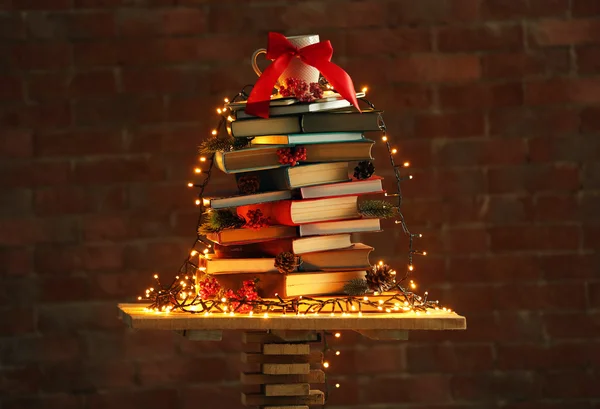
[358,200,398,218]
[198,137,250,155]
[343,278,369,296]
[198,209,245,234]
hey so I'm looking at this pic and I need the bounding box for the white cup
[251,34,321,87]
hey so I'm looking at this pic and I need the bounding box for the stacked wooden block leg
[241,331,326,409]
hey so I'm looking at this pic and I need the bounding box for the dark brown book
[206,225,297,246]
[229,110,382,138]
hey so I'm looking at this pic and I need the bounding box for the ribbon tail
[245,54,293,119]
[311,60,361,113]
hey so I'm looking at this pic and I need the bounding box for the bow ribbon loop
[246,32,360,119]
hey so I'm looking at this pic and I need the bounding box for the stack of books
[203,95,384,298]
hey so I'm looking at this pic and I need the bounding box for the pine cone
[353,161,375,180]
[274,252,298,274]
[365,263,396,292]
[237,175,260,195]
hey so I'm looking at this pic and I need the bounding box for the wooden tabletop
[118,303,466,331]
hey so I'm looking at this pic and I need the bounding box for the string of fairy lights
[140,83,439,315]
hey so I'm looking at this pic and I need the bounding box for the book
[299,218,381,237]
[236,162,349,191]
[298,243,373,271]
[229,110,382,138]
[251,132,364,146]
[213,233,352,256]
[206,225,297,246]
[211,270,367,298]
[237,196,360,226]
[214,141,374,174]
[300,176,384,199]
[225,91,366,111]
[209,191,292,210]
[202,256,282,274]
[235,98,352,119]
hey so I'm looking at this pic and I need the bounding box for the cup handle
[251,48,267,77]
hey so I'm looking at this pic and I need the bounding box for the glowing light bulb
[195,199,201,205]
[334,332,341,338]
[224,98,229,103]
[423,251,427,256]
[391,148,397,154]
[211,129,217,135]
[187,182,193,187]
[408,265,414,272]
[409,175,413,179]
[137,296,142,300]
[194,168,201,174]
[323,362,330,368]
[203,248,209,254]
[153,274,158,279]
[335,351,341,356]
[190,250,198,257]
[403,161,410,167]
[378,260,384,265]
[335,383,340,388]
[361,86,368,93]
[227,115,234,122]
[249,311,253,316]
[217,108,222,114]
[382,136,387,142]
[221,297,227,302]
[200,157,207,162]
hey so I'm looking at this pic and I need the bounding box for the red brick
[25,11,116,39]
[481,0,569,18]
[448,254,542,283]
[117,8,206,37]
[87,389,178,409]
[0,365,43,396]
[0,102,71,129]
[387,0,479,24]
[0,307,35,335]
[415,112,485,138]
[0,247,32,276]
[39,275,90,303]
[33,187,93,216]
[0,219,44,246]
[495,282,587,311]
[73,41,119,67]
[482,49,571,79]
[534,194,579,221]
[590,282,600,308]
[9,43,71,70]
[10,0,71,9]
[530,18,600,46]
[3,394,82,409]
[443,227,489,254]
[451,373,542,401]
[497,343,598,371]
[435,139,527,167]
[390,54,481,83]
[526,78,600,105]
[583,162,600,188]
[73,0,121,7]
[4,335,80,364]
[439,82,523,109]
[364,374,452,404]
[344,27,431,55]
[530,135,600,163]
[438,23,523,52]
[583,225,600,250]
[0,75,23,99]
[0,13,26,40]
[168,96,213,123]
[0,129,31,158]
[72,157,165,184]
[581,192,600,221]
[34,244,124,274]
[122,67,208,95]
[124,330,178,360]
[38,302,124,332]
[36,129,122,158]
[573,0,600,16]
[407,344,494,372]
[28,71,117,100]
[489,225,580,252]
[180,384,240,409]
[488,164,580,194]
[543,371,600,398]
[124,241,188,270]
[577,46,600,74]
[541,253,600,281]
[88,271,154,300]
[490,107,580,137]
[138,356,232,387]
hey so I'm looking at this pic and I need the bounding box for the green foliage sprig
[198,209,245,234]
[358,200,398,218]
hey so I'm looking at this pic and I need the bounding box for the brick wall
[1,0,599,408]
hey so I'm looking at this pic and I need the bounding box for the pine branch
[343,278,369,296]
[198,137,250,155]
[358,200,398,219]
[198,209,245,234]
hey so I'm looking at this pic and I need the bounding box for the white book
[292,233,352,254]
[209,190,292,210]
[299,218,381,237]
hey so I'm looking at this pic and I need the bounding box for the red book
[237,196,360,226]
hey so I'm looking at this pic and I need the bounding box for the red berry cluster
[224,279,259,313]
[279,77,324,102]
[277,146,307,166]
[244,208,270,229]
[196,276,221,299]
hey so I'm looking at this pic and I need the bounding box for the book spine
[269,200,296,226]
[213,240,293,258]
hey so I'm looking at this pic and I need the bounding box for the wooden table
[118,304,466,408]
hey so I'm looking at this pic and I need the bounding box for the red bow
[245,32,361,119]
